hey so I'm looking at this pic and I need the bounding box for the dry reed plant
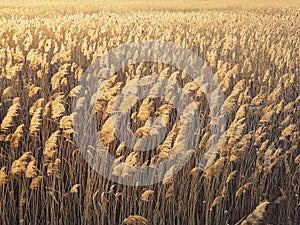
[0,3,299,225]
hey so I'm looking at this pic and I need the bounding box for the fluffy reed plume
[60,114,74,138]
[220,76,232,93]
[236,182,253,198]
[5,65,19,79]
[51,71,65,90]
[75,67,83,81]
[98,116,116,144]
[28,84,41,97]
[221,185,227,197]
[10,152,34,175]
[2,86,14,99]
[162,165,176,185]
[43,101,51,118]
[282,102,294,114]
[241,201,269,225]
[267,86,282,102]
[214,62,229,82]
[234,104,247,122]
[190,167,202,176]
[222,80,245,115]
[166,185,174,198]
[229,153,239,162]
[10,124,24,149]
[25,159,37,178]
[257,139,269,154]
[235,133,252,152]
[154,103,173,126]
[198,131,209,149]
[29,107,42,136]
[251,93,265,107]
[69,85,82,97]
[274,100,284,114]
[0,133,7,142]
[210,196,223,210]
[262,69,270,83]
[183,81,200,95]
[140,189,154,202]
[123,215,148,225]
[0,167,7,186]
[204,157,226,178]
[116,142,126,156]
[60,114,73,129]
[125,152,139,166]
[259,110,275,124]
[0,97,20,132]
[30,176,43,190]
[135,125,150,139]
[112,158,125,177]
[44,131,60,160]
[226,170,237,183]
[227,118,246,139]
[253,131,267,147]
[280,114,291,127]
[137,98,154,122]
[70,184,80,193]
[51,95,66,119]
[46,158,61,178]
[281,124,296,138]
[29,98,44,115]
[76,97,86,110]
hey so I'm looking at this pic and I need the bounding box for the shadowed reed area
[0,4,300,225]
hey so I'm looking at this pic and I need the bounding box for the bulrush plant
[0,4,299,225]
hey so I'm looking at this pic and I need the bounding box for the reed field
[0,1,300,225]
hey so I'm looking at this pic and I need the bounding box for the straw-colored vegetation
[0,1,299,225]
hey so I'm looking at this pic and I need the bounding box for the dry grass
[0,1,299,225]
[0,0,299,15]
